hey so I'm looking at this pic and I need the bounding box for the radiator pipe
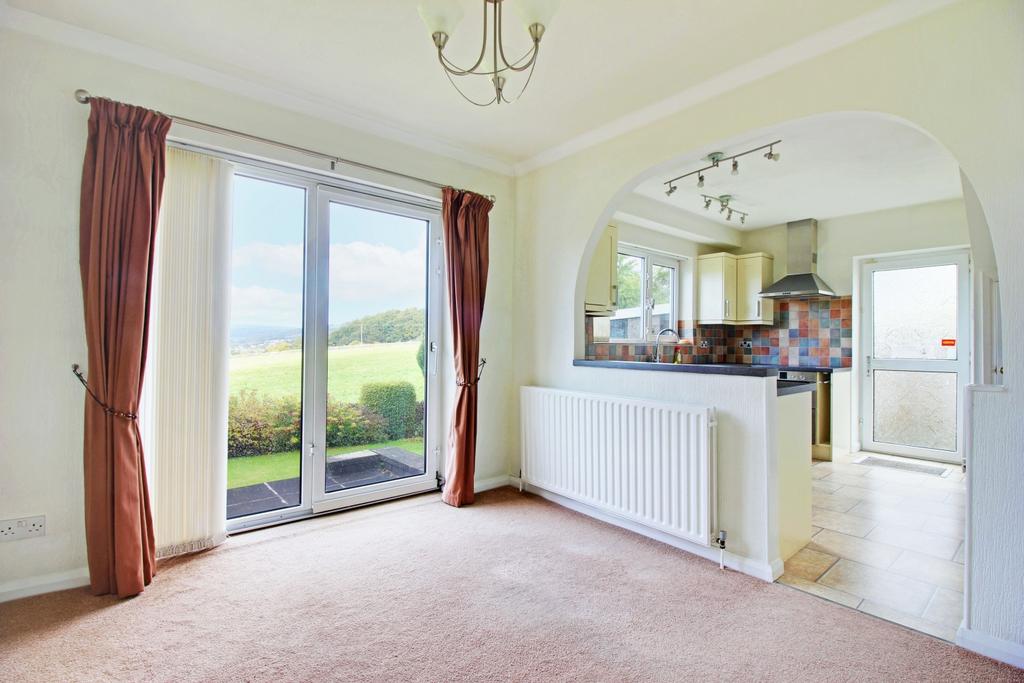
[713,530,727,570]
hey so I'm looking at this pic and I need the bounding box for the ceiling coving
[418,0,561,106]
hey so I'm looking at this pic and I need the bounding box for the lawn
[227,437,425,489]
[229,341,423,403]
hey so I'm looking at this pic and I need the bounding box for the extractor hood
[760,219,836,298]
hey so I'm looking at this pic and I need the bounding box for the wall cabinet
[584,225,618,315]
[697,252,774,325]
[736,253,774,325]
[697,253,737,324]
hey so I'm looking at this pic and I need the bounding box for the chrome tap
[654,328,679,363]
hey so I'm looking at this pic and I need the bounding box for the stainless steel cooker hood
[760,219,836,298]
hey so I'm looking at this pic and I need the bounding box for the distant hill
[230,325,302,347]
[329,308,424,346]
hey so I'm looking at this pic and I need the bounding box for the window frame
[609,244,681,343]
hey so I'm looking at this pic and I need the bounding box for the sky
[230,175,428,330]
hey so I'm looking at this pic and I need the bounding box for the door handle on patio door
[865,355,872,378]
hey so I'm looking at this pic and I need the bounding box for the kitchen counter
[573,359,778,377]
[574,359,852,378]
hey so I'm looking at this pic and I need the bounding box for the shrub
[227,390,301,457]
[412,401,425,438]
[325,397,388,448]
[360,381,417,440]
[416,337,426,375]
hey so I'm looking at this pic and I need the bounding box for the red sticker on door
[941,339,956,346]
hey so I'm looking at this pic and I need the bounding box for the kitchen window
[609,245,679,342]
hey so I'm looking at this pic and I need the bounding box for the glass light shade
[417,0,465,36]
[510,0,561,30]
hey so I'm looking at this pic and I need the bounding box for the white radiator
[520,386,717,547]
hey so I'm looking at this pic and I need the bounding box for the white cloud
[230,285,303,327]
[231,240,427,309]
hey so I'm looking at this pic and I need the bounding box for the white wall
[515,0,1023,662]
[738,198,970,295]
[0,29,516,594]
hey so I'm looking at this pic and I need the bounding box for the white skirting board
[957,627,1024,669]
[0,567,90,604]
[522,483,780,582]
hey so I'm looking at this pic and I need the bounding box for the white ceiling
[631,114,962,229]
[5,0,930,168]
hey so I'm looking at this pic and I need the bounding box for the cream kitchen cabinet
[697,252,774,325]
[697,253,738,324]
[736,253,774,325]
[584,225,618,315]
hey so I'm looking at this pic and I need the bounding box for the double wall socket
[0,515,45,542]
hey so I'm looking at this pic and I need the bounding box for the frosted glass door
[861,252,969,463]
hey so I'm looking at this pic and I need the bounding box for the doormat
[854,455,951,477]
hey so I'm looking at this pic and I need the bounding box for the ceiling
[631,114,962,230]
[5,0,919,167]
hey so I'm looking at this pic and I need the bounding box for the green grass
[229,341,423,403]
[227,437,425,489]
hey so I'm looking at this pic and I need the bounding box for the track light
[665,183,677,196]
[662,139,781,192]
[701,194,748,223]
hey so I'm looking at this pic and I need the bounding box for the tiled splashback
[585,296,853,369]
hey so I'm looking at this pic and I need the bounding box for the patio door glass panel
[861,252,969,462]
[226,175,308,520]
[313,190,440,511]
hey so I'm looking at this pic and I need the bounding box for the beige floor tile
[945,491,966,506]
[831,485,905,507]
[845,500,930,531]
[783,547,838,581]
[822,472,888,489]
[811,525,822,538]
[867,525,962,560]
[813,479,843,494]
[813,461,870,476]
[922,515,965,540]
[953,541,965,564]
[777,573,862,609]
[922,587,964,629]
[812,492,860,513]
[889,550,964,592]
[898,498,965,521]
[818,559,937,616]
[811,508,877,537]
[808,529,902,569]
[859,600,958,642]
[878,482,950,502]
[810,467,831,480]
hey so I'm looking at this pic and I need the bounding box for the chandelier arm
[496,4,540,73]
[499,54,539,104]
[443,68,499,107]
[436,0,491,77]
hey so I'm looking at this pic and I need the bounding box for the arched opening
[570,110,1000,641]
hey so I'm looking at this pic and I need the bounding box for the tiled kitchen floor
[778,452,966,642]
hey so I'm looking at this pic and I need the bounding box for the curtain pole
[73,89,496,203]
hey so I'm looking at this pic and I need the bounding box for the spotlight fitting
[731,159,739,175]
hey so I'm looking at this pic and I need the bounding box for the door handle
[865,355,872,378]
[757,300,761,318]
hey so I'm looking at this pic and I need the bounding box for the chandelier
[418,0,560,106]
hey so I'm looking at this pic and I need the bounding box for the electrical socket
[0,515,45,542]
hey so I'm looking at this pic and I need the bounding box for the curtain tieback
[456,357,488,387]
[71,364,139,420]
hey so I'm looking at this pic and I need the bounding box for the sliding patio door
[226,164,441,530]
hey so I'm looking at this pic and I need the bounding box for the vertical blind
[141,147,233,558]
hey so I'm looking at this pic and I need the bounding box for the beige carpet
[1,488,1020,682]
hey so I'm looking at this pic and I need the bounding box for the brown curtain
[441,188,493,507]
[79,98,172,597]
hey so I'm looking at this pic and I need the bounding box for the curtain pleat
[141,147,232,558]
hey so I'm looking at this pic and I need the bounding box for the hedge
[227,388,424,457]
[360,381,418,440]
